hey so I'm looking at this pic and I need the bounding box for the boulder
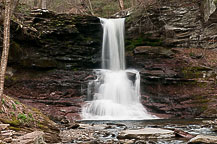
[12,131,46,144]
[1,130,14,138]
[188,135,217,144]
[0,124,10,131]
[202,0,216,22]
[118,128,175,139]
[174,129,194,139]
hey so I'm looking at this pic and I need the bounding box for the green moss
[28,113,33,118]
[191,94,209,113]
[38,124,48,130]
[32,107,41,114]
[199,105,208,113]
[5,75,18,82]
[198,82,208,88]
[192,99,209,104]
[126,34,163,51]
[2,98,5,105]
[0,119,21,127]
[5,75,9,80]
[73,68,78,71]
[182,67,204,79]
[9,126,21,131]
[189,52,194,57]
[28,113,34,121]
[15,101,21,105]
[12,103,16,110]
[17,113,28,122]
[10,112,15,115]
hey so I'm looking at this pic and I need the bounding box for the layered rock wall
[3,11,102,122]
[126,0,217,118]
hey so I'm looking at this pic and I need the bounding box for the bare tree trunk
[10,0,20,15]
[0,1,4,24]
[37,0,42,9]
[41,0,46,9]
[33,0,38,9]
[87,0,94,15]
[0,0,11,108]
[118,0,124,10]
[131,0,138,7]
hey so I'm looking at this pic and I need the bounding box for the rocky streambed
[59,119,217,144]
[1,117,217,143]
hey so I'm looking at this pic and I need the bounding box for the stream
[60,118,217,144]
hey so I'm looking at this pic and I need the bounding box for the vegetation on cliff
[0,94,60,143]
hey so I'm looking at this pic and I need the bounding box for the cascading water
[81,18,157,120]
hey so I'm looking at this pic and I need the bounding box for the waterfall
[101,18,125,70]
[81,18,157,120]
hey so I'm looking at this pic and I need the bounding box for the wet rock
[78,124,93,129]
[123,139,135,144]
[60,118,70,125]
[174,129,194,139]
[79,124,108,130]
[214,119,217,124]
[68,123,80,129]
[202,119,217,132]
[127,72,136,83]
[188,135,217,144]
[107,123,127,127]
[203,120,217,125]
[12,131,46,144]
[118,128,175,139]
[213,125,217,132]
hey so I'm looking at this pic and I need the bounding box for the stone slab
[118,128,175,139]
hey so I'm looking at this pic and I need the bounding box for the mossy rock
[126,34,163,51]
[0,118,21,127]
[9,126,21,131]
[181,67,206,79]
[38,124,49,130]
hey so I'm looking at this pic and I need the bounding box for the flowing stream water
[81,18,156,120]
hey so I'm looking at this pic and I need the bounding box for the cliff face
[2,0,217,121]
[126,0,217,118]
[3,10,102,122]
[9,10,101,69]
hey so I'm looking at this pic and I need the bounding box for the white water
[81,18,156,120]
